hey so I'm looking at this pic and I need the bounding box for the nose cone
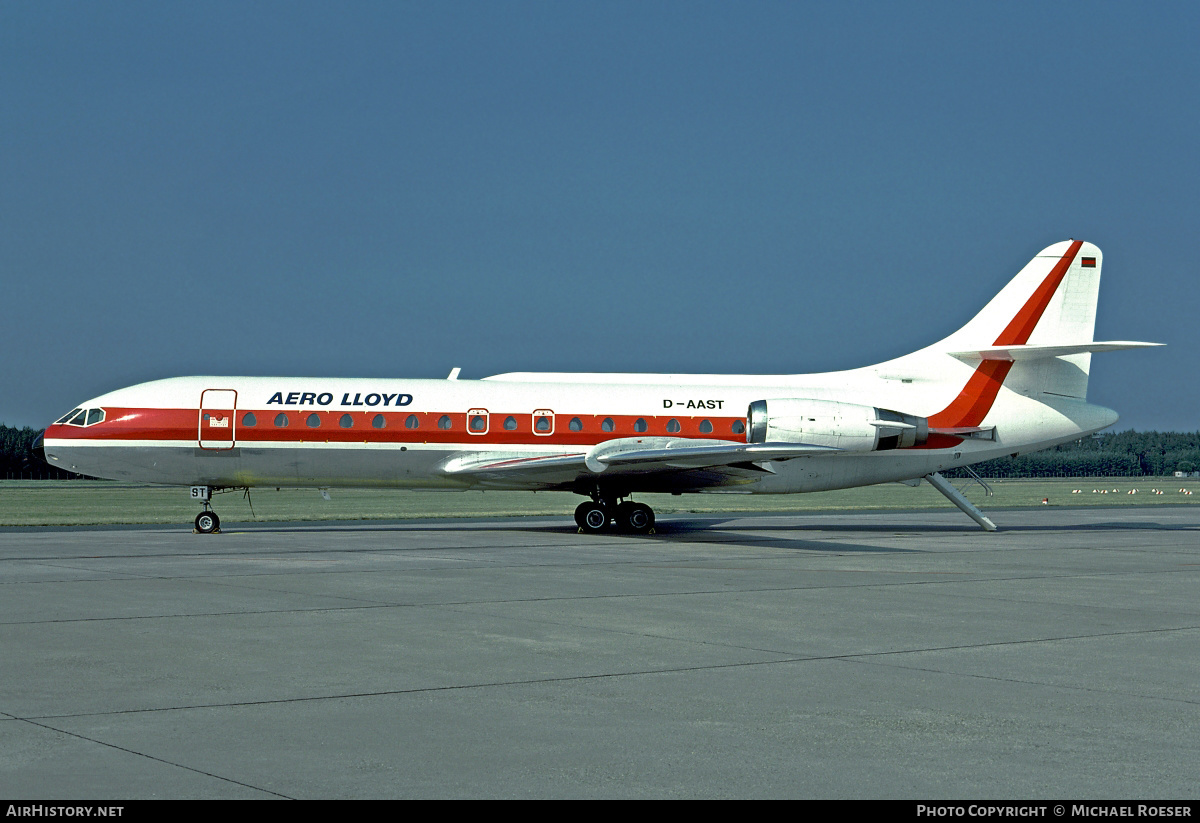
[30,430,47,465]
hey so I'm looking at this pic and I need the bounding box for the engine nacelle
[746,398,928,451]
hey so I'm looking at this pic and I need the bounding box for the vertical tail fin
[938,239,1101,351]
[869,239,1156,439]
[878,240,1155,426]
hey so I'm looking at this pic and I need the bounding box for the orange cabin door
[199,389,238,450]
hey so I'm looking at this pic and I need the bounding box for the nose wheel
[194,509,221,534]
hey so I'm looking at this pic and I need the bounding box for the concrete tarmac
[1,507,1198,799]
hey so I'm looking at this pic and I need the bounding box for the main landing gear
[573,495,656,535]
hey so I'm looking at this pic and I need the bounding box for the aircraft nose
[30,430,47,465]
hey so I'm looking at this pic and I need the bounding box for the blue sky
[2,1,1195,431]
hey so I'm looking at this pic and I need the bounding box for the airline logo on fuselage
[266,391,414,407]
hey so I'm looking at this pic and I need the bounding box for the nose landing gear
[191,486,222,534]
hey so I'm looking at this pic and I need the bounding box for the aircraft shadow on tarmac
[162,512,1199,555]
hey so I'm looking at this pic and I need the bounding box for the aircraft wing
[440,437,838,488]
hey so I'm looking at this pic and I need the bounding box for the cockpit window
[58,408,107,427]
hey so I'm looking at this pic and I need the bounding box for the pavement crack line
[838,653,1200,707]
[12,622,1200,723]
[1,711,293,799]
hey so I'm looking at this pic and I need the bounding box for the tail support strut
[924,472,998,532]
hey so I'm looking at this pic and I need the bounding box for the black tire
[195,511,220,534]
[618,502,655,533]
[575,502,610,534]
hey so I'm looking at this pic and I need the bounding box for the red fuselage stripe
[47,408,750,447]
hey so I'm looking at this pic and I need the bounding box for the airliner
[35,240,1158,534]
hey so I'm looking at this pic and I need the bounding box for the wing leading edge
[440,437,838,487]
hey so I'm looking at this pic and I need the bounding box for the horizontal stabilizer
[948,341,1162,362]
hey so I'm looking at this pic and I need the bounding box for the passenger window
[306,414,321,428]
[535,417,551,432]
[504,416,517,431]
[274,413,289,427]
[634,418,647,433]
[242,412,257,427]
[86,409,105,426]
[601,418,615,432]
[470,415,486,432]
[533,410,554,435]
[404,415,419,429]
[666,419,680,433]
[699,419,713,433]
[732,420,746,434]
[438,415,452,430]
[339,414,354,429]
[373,414,387,429]
[569,417,583,432]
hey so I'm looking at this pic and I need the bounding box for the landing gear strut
[574,494,656,535]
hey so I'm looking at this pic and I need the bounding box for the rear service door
[199,389,238,450]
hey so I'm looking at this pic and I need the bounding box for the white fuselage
[40,369,1117,495]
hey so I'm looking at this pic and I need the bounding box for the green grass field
[1,477,1197,527]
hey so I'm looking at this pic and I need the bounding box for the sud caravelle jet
[36,240,1159,534]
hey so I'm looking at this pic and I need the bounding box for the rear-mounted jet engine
[746,398,928,451]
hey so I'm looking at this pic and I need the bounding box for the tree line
[0,424,86,479]
[944,430,1200,478]
[2,422,1198,480]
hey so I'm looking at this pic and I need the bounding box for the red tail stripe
[927,240,1083,430]
[928,360,1014,428]
[993,240,1082,346]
